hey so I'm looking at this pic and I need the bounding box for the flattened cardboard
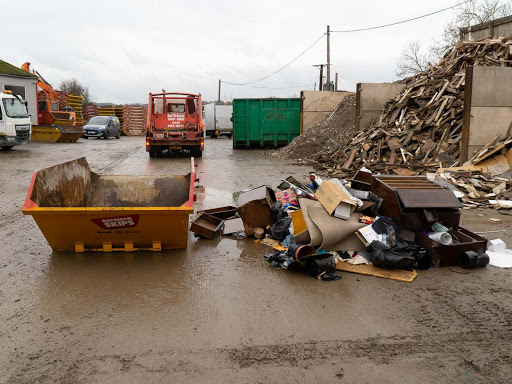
[222,217,244,235]
[336,260,417,282]
[315,180,357,216]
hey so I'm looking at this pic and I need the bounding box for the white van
[0,91,31,150]
[204,103,233,138]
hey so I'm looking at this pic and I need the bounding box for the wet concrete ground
[1,137,512,383]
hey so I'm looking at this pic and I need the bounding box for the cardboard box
[190,213,224,239]
[237,186,276,235]
[315,181,357,219]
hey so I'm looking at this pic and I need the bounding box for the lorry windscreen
[2,98,29,118]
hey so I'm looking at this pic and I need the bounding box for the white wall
[0,75,38,125]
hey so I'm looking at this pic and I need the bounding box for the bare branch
[59,78,93,105]
[397,0,512,77]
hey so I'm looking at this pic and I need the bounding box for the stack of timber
[122,105,147,136]
[315,36,512,179]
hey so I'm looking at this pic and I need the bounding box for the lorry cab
[0,91,31,150]
[146,92,204,157]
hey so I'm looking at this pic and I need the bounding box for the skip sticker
[0,120,4,129]
[92,215,139,229]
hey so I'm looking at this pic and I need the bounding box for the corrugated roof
[0,59,37,78]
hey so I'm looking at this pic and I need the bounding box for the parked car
[83,115,121,139]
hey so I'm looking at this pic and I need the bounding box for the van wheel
[116,132,120,139]
[84,136,88,139]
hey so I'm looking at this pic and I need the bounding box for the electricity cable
[331,1,467,33]
[222,33,326,86]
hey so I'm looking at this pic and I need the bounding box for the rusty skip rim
[22,158,197,215]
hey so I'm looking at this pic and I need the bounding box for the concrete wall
[301,91,352,132]
[355,83,406,131]
[461,15,512,41]
[461,66,512,162]
[0,75,38,125]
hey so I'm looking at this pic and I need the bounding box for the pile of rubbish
[190,170,511,282]
[314,37,512,178]
[273,94,356,162]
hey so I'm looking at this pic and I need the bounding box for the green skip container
[232,98,301,148]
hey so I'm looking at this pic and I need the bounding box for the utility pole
[326,25,331,91]
[218,79,221,104]
[313,64,325,91]
[335,72,338,91]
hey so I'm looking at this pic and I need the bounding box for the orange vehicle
[146,92,204,158]
[20,62,77,128]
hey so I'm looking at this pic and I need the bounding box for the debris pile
[314,37,512,178]
[191,170,506,283]
[274,94,356,162]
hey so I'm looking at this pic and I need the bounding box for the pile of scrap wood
[437,144,512,208]
[315,36,512,178]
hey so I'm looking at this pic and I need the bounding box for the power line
[331,1,467,33]
[223,33,326,86]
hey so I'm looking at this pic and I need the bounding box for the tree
[396,0,512,77]
[59,78,92,105]
[395,40,433,77]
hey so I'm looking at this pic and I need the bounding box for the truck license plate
[169,145,182,149]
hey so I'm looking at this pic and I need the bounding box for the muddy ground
[1,137,512,384]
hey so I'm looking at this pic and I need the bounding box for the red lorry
[146,92,204,157]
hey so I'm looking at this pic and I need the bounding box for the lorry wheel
[210,131,216,139]
[191,147,203,158]
[227,134,232,139]
[149,151,156,158]
[1,146,13,150]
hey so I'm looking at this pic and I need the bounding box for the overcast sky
[4,0,457,104]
